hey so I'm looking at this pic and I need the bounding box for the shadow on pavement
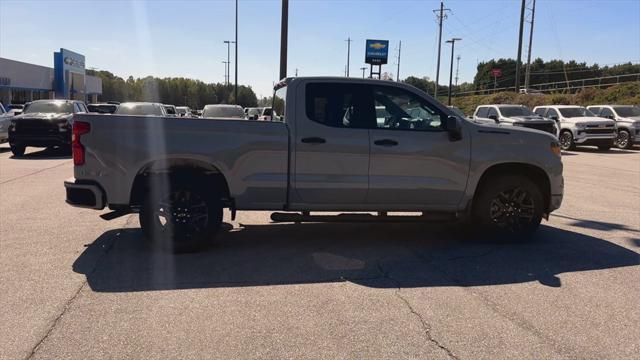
[11,147,71,160]
[569,147,637,154]
[74,222,639,292]
[552,214,639,234]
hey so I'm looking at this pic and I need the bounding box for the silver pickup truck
[65,77,563,251]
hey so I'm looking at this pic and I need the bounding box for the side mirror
[550,115,559,121]
[488,115,499,122]
[446,116,462,141]
[607,115,615,120]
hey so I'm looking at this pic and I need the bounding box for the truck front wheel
[473,175,543,241]
[559,130,575,151]
[615,129,631,149]
[10,144,25,157]
[140,177,222,252]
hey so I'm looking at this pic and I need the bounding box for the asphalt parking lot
[1,144,638,359]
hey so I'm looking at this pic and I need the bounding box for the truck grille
[584,128,614,134]
[14,119,60,136]
[520,122,556,135]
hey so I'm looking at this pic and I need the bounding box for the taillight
[72,121,90,165]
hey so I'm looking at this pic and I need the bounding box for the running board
[270,212,457,223]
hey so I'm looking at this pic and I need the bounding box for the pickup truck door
[292,83,372,206]
[367,85,471,209]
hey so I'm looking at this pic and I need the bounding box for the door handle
[374,139,399,146]
[301,137,326,144]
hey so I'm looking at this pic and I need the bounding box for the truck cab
[587,105,640,149]
[533,105,616,151]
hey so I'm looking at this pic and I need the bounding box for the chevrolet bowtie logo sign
[365,39,389,65]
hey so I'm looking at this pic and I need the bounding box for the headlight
[634,122,640,129]
[575,123,586,129]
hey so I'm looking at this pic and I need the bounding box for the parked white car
[0,103,10,143]
[114,102,167,116]
[176,106,192,117]
[533,105,615,151]
[473,105,557,136]
[202,104,245,119]
[587,105,640,149]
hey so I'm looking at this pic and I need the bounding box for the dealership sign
[365,39,389,65]
[54,48,86,99]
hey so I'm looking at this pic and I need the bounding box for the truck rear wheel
[473,175,543,242]
[140,177,222,252]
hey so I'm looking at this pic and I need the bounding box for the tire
[139,176,223,252]
[472,174,544,242]
[559,130,575,151]
[615,129,632,149]
[10,144,25,157]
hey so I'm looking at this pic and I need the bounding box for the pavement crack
[375,261,459,360]
[25,217,124,359]
[1,161,71,185]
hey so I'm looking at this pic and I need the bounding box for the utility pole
[515,0,526,93]
[234,0,239,103]
[279,0,289,80]
[524,0,536,91]
[454,55,460,86]
[223,40,235,85]
[446,38,461,106]
[396,41,402,82]
[360,67,367,78]
[345,37,352,77]
[433,2,450,97]
[295,68,298,77]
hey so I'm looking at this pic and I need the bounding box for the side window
[600,108,613,118]
[475,107,488,118]
[589,107,601,116]
[534,107,546,116]
[487,107,499,118]
[547,109,559,119]
[372,86,445,131]
[305,83,373,128]
[73,103,82,113]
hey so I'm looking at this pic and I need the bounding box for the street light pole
[446,37,461,106]
[279,0,289,80]
[234,0,238,103]
[224,41,235,85]
[222,61,228,85]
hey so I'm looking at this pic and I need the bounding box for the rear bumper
[64,178,105,210]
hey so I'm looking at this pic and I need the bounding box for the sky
[1,0,639,98]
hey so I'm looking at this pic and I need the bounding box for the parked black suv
[8,99,88,157]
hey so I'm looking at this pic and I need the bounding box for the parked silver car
[202,104,245,119]
[474,105,557,136]
[114,102,167,116]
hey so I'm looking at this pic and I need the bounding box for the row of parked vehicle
[0,99,279,156]
[459,104,640,151]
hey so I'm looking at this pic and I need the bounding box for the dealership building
[0,48,102,105]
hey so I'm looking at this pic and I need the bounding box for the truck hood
[13,112,72,121]
[507,115,551,123]
[618,116,640,123]
[563,117,615,126]
[472,120,557,140]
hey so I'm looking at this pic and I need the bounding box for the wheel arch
[129,158,231,207]
[472,162,551,216]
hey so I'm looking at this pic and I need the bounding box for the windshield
[262,108,272,116]
[558,107,595,118]
[115,104,164,116]
[202,106,244,118]
[499,106,534,117]
[24,101,73,114]
[164,106,176,115]
[247,108,261,116]
[613,106,640,117]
